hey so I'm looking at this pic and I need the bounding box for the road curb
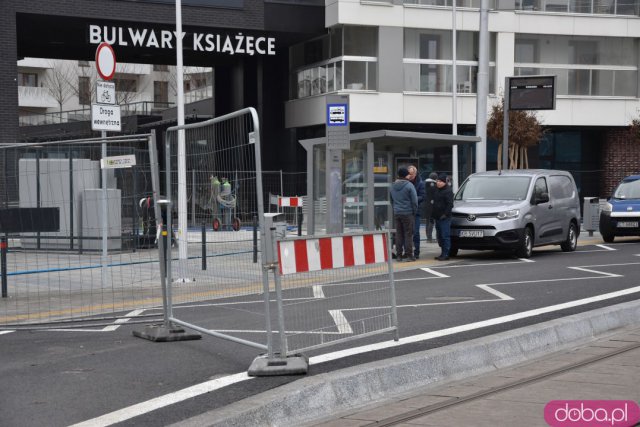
[174,299,640,427]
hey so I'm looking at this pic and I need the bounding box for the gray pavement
[172,295,640,427]
[309,326,640,427]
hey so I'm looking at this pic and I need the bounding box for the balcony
[293,57,378,100]
[18,86,58,109]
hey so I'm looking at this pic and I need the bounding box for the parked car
[599,175,640,243]
[450,169,581,258]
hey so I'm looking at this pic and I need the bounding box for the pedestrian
[407,165,425,259]
[424,172,438,243]
[390,167,418,262]
[432,173,453,261]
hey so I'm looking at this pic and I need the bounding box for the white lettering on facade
[89,25,277,56]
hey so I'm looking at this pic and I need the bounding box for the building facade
[285,0,640,196]
[3,0,640,197]
[2,0,325,172]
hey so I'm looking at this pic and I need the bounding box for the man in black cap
[407,165,425,259]
[432,173,453,261]
[390,167,418,262]
[424,172,438,243]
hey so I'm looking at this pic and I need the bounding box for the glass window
[114,78,137,93]
[614,179,640,199]
[456,176,532,200]
[534,177,548,199]
[515,39,538,63]
[344,26,377,57]
[549,175,575,199]
[79,76,91,105]
[18,72,37,87]
[154,81,168,104]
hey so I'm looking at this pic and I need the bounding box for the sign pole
[101,132,109,290]
[176,0,189,276]
[502,76,510,170]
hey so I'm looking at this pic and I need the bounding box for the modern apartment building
[17,58,213,126]
[285,0,640,196]
[3,0,640,196]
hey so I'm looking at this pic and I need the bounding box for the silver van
[450,169,581,258]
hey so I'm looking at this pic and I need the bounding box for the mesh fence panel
[275,231,398,355]
[0,136,165,329]
[163,109,271,349]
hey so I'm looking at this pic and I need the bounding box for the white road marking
[50,309,146,332]
[420,268,450,278]
[313,285,325,298]
[568,266,622,278]
[72,284,640,426]
[329,310,353,334]
[518,258,536,262]
[438,260,535,269]
[596,244,616,251]
[0,330,14,335]
[310,285,640,364]
[69,373,252,427]
[476,284,514,301]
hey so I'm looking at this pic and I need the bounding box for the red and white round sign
[95,42,116,81]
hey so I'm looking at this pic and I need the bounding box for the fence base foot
[132,324,202,342]
[247,353,308,376]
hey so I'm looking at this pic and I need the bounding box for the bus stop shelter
[299,130,481,235]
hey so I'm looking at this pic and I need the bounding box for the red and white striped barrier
[277,233,388,275]
[278,196,303,207]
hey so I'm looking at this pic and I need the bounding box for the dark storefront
[1,0,325,172]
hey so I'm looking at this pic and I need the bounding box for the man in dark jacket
[390,167,418,262]
[407,165,425,259]
[432,173,454,261]
[424,172,438,242]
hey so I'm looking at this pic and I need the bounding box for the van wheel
[602,233,615,243]
[516,227,533,258]
[561,222,578,252]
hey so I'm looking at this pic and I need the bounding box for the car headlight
[496,209,520,220]
[601,202,612,213]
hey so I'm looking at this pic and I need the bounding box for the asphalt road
[1,236,639,427]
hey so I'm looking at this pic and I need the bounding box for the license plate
[617,221,638,228]
[459,230,483,238]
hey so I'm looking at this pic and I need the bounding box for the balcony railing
[515,0,640,14]
[514,65,637,96]
[293,57,378,99]
[18,86,58,109]
[403,0,640,15]
[403,61,496,94]
[19,101,175,126]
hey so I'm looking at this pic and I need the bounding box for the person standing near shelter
[407,165,425,259]
[424,172,438,243]
[390,167,418,262]
[432,173,453,261]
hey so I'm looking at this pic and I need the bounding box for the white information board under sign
[96,81,116,105]
[101,154,136,169]
[91,104,122,132]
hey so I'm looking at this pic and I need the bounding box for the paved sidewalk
[310,327,640,427]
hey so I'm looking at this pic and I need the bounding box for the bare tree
[166,66,213,100]
[487,98,545,169]
[42,60,76,121]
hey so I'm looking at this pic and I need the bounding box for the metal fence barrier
[274,230,399,355]
[145,108,277,357]
[0,134,166,329]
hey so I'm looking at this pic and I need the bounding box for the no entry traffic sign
[95,42,116,81]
